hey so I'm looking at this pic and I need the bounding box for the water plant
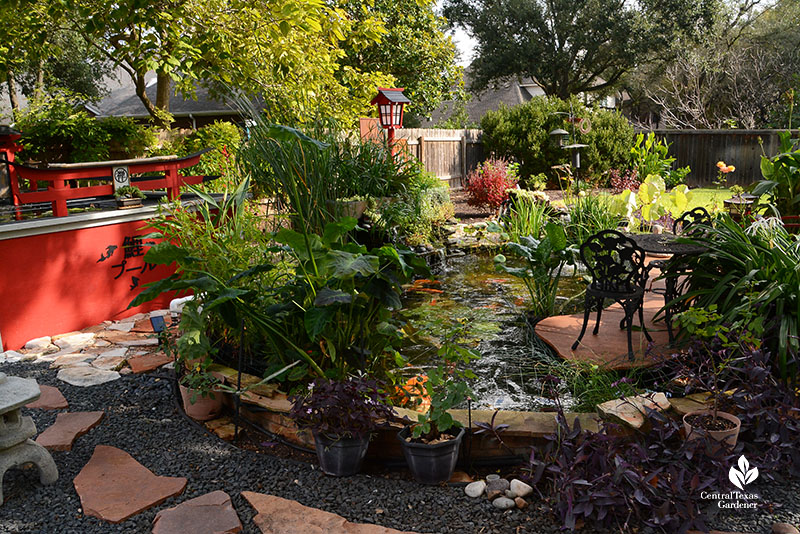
[564,192,622,246]
[494,222,577,322]
[501,189,551,242]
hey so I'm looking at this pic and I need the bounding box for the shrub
[681,215,800,378]
[481,96,634,185]
[608,168,640,194]
[465,158,519,210]
[14,91,152,163]
[630,132,690,189]
[373,170,454,246]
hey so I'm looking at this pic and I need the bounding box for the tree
[337,0,461,122]
[627,0,800,129]
[63,0,392,127]
[443,0,715,99]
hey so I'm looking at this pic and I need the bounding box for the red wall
[0,220,175,351]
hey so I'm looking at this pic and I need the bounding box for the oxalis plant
[493,222,577,322]
[405,320,479,442]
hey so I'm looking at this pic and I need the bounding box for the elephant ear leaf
[545,222,567,251]
[314,287,353,306]
[304,306,336,340]
[327,250,379,278]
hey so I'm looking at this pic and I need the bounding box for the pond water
[399,253,586,411]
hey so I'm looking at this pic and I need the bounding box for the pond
[399,252,586,411]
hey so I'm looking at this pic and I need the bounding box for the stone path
[35,411,104,451]
[74,445,187,523]
[152,490,242,534]
[535,265,674,370]
[25,385,68,410]
[242,492,416,534]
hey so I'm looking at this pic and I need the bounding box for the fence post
[418,136,425,165]
[461,133,467,186]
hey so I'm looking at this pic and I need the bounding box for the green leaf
[144,242,190,265]
[313,287,353,306]
[322,217,358,246]
[326,250,379,278]
[304,306,336,340]
[545,222,567,251]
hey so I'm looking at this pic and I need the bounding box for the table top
[627,233,707,255]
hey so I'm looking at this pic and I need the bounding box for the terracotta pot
[179,384,223,421]
[683,409,741,448]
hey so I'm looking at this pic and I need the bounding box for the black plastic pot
[397,426,465,485]
[313,432,370,476]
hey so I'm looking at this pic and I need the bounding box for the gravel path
[3,361,799,534]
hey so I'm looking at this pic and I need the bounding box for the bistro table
[626,233,707,344]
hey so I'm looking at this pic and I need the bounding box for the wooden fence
[394,127,798,189]
[650,129,800,187]
[395,128,483,188]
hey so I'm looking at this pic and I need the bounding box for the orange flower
[393,375,431,412]
[717,161,726,169]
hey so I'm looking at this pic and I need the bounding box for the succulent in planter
[397,320,479,484]
[289,376,395,476]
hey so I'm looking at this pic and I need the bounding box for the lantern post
[370,88,411,152]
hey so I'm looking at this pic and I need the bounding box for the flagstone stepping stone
[119,338,160,347]
[205,417,237,441]
[50,353,95,369]
[57,366,120,387]
[91,348,129,370]
[1,350,25,363]
[74,445,187,523]
[52,332,96,350]
[108,322,135,332]
[24,336,52,351]
[152,490,242,534]
[93,339,111,347]
[132,318,157,333]
[596,393,670,430]
[242,492,416,534]
[35,411,104,451]
[98,330,151,344]
[128,352,172,373]
[25,385,68,410]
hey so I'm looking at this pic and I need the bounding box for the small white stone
[465,480,486,498]
[510,479,533,498]
[492,497,515,510]
[25,336,52,351]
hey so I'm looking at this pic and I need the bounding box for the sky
[450,27,477,67]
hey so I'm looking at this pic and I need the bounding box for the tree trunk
[156,70,171,113]
[34,58,46,98]
[6,70,20,112]
[133,72,171,128]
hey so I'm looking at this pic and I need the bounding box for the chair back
[673,207,711,235]
[579,230,646,293]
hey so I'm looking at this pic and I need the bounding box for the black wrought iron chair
[572,230,652,361]
[650,207,712,344]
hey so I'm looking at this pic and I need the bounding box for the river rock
[504,490,517,499]
[486,478,510,494]
[492,497,515,510]
[510,479,533,498]
[514,497,528,510]
[772,524,800,534]
[464,481,486,498]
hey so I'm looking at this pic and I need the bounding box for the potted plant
[676,308,742,448]
[179,365,224,421]
[723,185,756,222]
[289,376,395,476]
[114,185,145,208]
[397,320,479,484]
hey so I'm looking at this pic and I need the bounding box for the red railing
[7,148,212,218]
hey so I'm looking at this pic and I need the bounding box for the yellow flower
[717,161,726,169]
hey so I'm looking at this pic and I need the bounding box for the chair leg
[593,297,603,335]
[638,299,653,342]
[572,295,592,351]
[622,299,636,361]
[664,275,678,345]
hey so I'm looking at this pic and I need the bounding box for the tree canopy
[443,0,716,99]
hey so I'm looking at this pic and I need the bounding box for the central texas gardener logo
[729,455,759,490]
